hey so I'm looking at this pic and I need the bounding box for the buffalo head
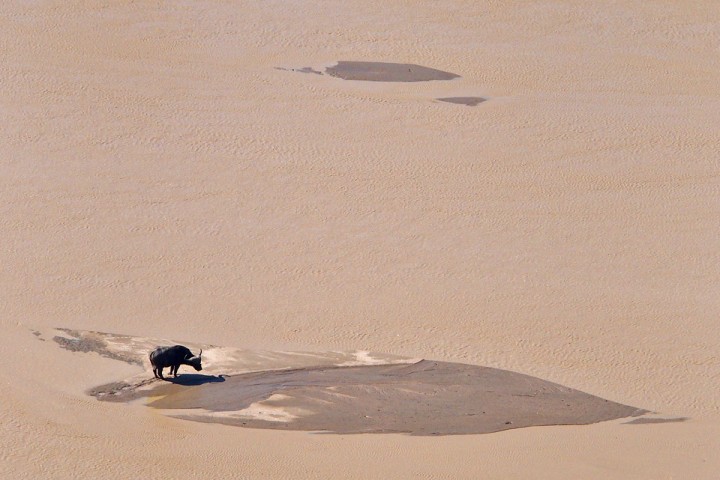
[187,348,203,371]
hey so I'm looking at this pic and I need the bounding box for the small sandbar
[437,96,486,106]
[275,66,323,76]
[624,417,689,425]
[325,61,460,82]
[52,328,144,366]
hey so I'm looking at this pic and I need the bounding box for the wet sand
[47,329,644,435]
[150,361,643,435]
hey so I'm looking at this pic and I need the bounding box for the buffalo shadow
[166,374,226,386]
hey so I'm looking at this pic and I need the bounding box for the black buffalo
[149,345,203,379]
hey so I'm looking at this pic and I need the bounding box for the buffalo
[149,345,203,379]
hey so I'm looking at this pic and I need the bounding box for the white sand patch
[233,394,308,423]
[338,350,421,367]
[163,394,307,423]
